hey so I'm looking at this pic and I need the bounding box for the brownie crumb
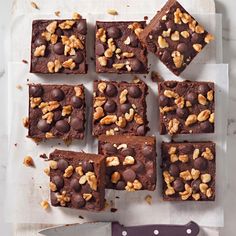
[110,208,118,213]
[78,215,84,219]
[22,59,28,64]
[40,153,48,159]
[151,71,164,83]
[144,16,148,20]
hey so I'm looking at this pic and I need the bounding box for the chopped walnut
[175,97,185,108]
[180,31,190,38]
[97,56,107,66]
[125,108,135,122]
[160,106,176,114]
[62,105,72,116]
[163,171,174,184]
[145,195,152,205]
[122,52,134,58]
[34,45,46,57]
[44,167,50,176]
[201,173,211,183]
[205,34,214,44]
[199,183,208,194]
[94,107,104,120]
[40,200,50,210]
[165,184,175,196]
[42,112,54,124]
[206,188,213,198]
[23,156,34,167]
[134,113,144,125]
[116,116,127,128]
[45,132,54,139]
[191,168,200,180]
[63,165,74,178]
[104,48,113,58]
[119,89,128,104]
[202,147,214,160]
[100,115,117,125]
[49,160,58,170]
[192,193,200,201]
[74,86,83,97]
[83,193,93,201]
[86,172,98,191]
[195,25,205,34]
[79,175,87,185]
[170,154,178,163]
[62,59,76,70]
[107,38,116,52]
[158,36,169,48]
[171,51,184,68]
[47,60,62,73]
[111,172,121,184]
[162,29,171,37]
[96,28,106,42]
[168,118,180,135]
[59,20,75,30]
[179,154,188,163]
[207,90,214,101]
[123,156,135,165]
[193,149,200,159]
[39,101,60,114]
[185,114,197,126]
[98,82,107,93]
[171,31,180,41]
[30,97,42,108]
[57,191,71,206]
[124,36,131,45]
[106,156,120,167]
[179,184,192,200]
[209,113,214,123]
[30,1,39,9]
[180,170,192,181]
[193,44,202,52]
[198,94,207,105]
[72,12,81,20]
[46,21,57,34]
[75,166,83,176]
[49,182,57,192]
[181,13,192,24]
[197,110,211,122]
[168,146,176,155]
[189,20,197,32]
[164,90,179,99]
[22,117,29,128]
[107,8,118,15]
[113,63,125,70]
[174,8,182,24]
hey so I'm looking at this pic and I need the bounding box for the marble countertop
[0,0,235,235]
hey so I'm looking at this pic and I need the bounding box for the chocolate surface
[139,0,214,75]
[98,135,156,191]
[92,80,149,136]
[31,19,87,74]
[49,149,105,211]
[161,142,215,201]
[95,21,148,73]
[158,80,215,135]
[28,84,85,140]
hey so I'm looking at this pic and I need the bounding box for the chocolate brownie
[139,0,214,75]
[31,19,87,74]
[95,21,148,73]
[158,80,215,135]
[98,135,157,191]
[49,149,106,211]
[28,84,85,140]
[92,80,149,136]
[161,142,215,201]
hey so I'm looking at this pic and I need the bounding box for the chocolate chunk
[55,28,63,37]
[71,118,84,131]
[129,33,138,47]
[104,100,117,113]
[37,119,51,132]
[169,164,180,177]
[34,37,47,47]
[186,92,197,104]
[130,59,142,72]
[128,85,142,98]
[142,145,155,159]
[57,159,69,171]
[122,169,136,182]
[103,143,117,155]
[77,20,87,34]
[173,178,184,192]
[116,181,126,190]
[159,94,170,106]
[194,157,208,171]
[200,121,213,132]
[121,147,135,157]
[177,43,188,54]
[30,85,43,97]
[178,144,193,154]
[72,51,84,64]
[131,160,145,173]
[53,110,62,121]
[161,50,171,62]
[136,125,146,136]
[55,120,70,133]
[52,175,64,190]
[51,88,65,101]
[176,107,189,118]
[96,43,105,56]
[53,42,64,55]
[71,96,83,108]
[120,103,132,113]
[107,26,121,39]
[105,84,118,97]
[165,20,176,31]
[82,161,94,172]
[198,84,210,95]
[191,179,201,193]
[71,194,86,208]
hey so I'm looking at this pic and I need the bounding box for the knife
[39,221,200,236]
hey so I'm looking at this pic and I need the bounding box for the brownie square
[49,149,106,211]
[92,80,149,136]
[98,135,157,191]
[28,84,85,140]
[158,80,215,135]
[139,0,214,75]
[31,19,87,74]
[95,21,148,73]
[161,142,215,201]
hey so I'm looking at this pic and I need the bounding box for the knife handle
[112,221,199,236]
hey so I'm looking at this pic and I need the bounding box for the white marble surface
[0,0,235,235]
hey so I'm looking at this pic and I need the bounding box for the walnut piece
[49,160,58,170]
[193,44,202,52]
[119,89,128,104]
[197,110,211,122]
[40,200,50,210]
[123,156,135,165]
[106,156,120,167]
[75,166,83,176]
[63,165,74,178]
[185,114,197,126]
[96,28,106,42]
[59,20,75,30]
[98,82,107,93]
[125,108,135,122]
[116,116,127,128]
[198,94,207,105]
[201,173,211,183]
[62,59,76,70]
[94,107,104,120]
[47,60,62,73]
[158,36,169,48]
[34,45,46,57]
[111,172,121,184]
[97,56,107,66]
[100,115,117,125]
[172,51,184,68]
[164,90,179,99]
[62,105,72,116]
[23,156,34,167]
[57,191,71,206]
[168,118,180,135]
[42,112,54,124]
[193,148,200,159]
[86,172,98,191]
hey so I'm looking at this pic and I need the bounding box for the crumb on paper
[16,84,23,90]
[41,200,50,210]
[110,208,118,213]
[22,117,29,128]
[132,76,140,83]
[23,156,35,167]
[22,59,28,64]
[145,195,152,205]
[44,167,50,176]
[72,12,81,20]
[151,71,164,83]
[107,9,118,16]
[144,16,148,20]
[30,1,39,10]
[126,5,130,7]
[64,138,72,146]
[78,215,84,219]
[54,11,61,17]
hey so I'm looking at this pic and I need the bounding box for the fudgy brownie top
[93,80,148,136]
[98,135,157,191]
[95,21,148,73]
[158,80,215,135]
[139,0,214,75]
[28,84,85,140]
[49,149,106,211]
[31,19,87,74]
[162,142,215,201]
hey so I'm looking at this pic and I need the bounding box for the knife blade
[39,221,199,236]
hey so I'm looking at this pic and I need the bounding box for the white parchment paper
[5,1,227,229]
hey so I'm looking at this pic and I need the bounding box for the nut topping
[198,94,207,105]
[47,60,62,73]
[168,118,180,135]
[34,45,46,57]
[158,36,169,48]
[59,20,75,30]
[111,172,121,183]
[123,156,135,165]
[197,110,211,122]
[86,172,97,191]
[106,156,120,167]
[96,28,106,42]
[193,44,202,52]
[201,173,211,183]
[100,115,117,125]
[164,90,179,99]
[94,107,104,120]
[185,114,197,126]
[119,89,128,104]
[97,56,107,66]
[63,165,74,178]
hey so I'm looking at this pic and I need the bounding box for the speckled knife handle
[112,221,199,236]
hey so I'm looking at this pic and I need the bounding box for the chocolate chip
[55,28,63,37]
[128,85,142,98]
[55,120,70,133]
[147,40,157,53]
[120,103,132,113]
[177,43,188,54]
[82,161,94,172]
[122,169,136,182]
[131,160,145,173]
[178,144,193,154]
[96,43,105,56]
[105,84,118,97]
[169,164,180,177]
[37,119,51,132]
[53,42,64,55]
[81,183,93,193]
[34,37,47,47]
[103,143,117,155]
[142,145,155,159]
[129,33,138,47]
[116,181,126,190]
[159,94,170,107]
[146,169,154,180]
[71,194,86,208]
[191,179,201,193]
[191,33,202,44]
[186,92,197,104]
[51,88,64,101]
[77,21,87,34]
[70,178,81,192]
[176,107,189,119]
[152,22,164,34]
[165,20,176,31]
[30,85,43,97]
[130,59,142,72]
[173,178,184,192]
[161,50,171,62]
[52,175,64,190]
[107,26,121,39]
[51,192,59,206]
[198,84,209,95]
[57,159,69,171]
[121,147,135,157]
[136,125,146,135]
[53,110,62,122]
[72,51,84,64]
[194,157,208,170]
[200,121,213,132]
[71,96,83,108]
[104,100,117,113]
[71,118,84,131]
